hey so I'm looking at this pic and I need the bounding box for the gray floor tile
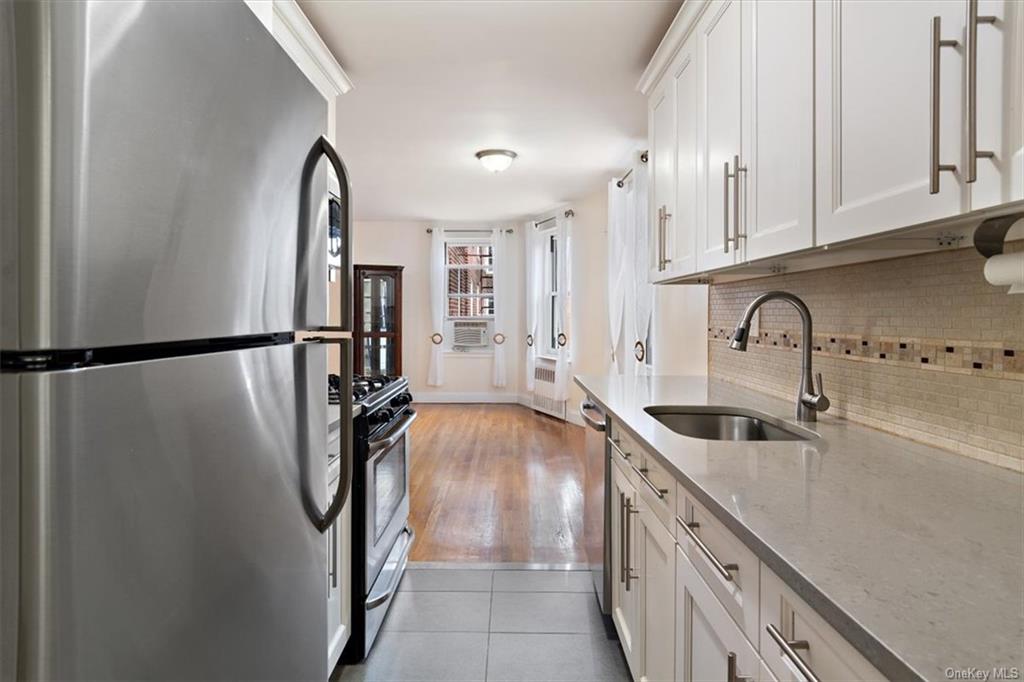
[486,633,630,682]
[400,569,493,592]
[338,631,488,682]
[383,590,492,632]
[492,570,593,593]
[489,592,604,634]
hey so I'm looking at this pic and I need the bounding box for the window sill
[444,350,494,357]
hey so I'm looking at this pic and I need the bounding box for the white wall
[353,220,524,402]
[353,188,707,413]
[562,183,708,393]
[567,187,613,413]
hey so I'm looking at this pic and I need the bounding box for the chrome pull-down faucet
[729,291,830,422]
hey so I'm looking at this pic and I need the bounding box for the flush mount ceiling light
[475,149,517,173]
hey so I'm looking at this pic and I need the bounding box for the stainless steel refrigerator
[0,2,354,679]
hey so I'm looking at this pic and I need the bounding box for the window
[540,228,571,356]
[445,240,494,319]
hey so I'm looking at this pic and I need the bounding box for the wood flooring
[407,403,587,563]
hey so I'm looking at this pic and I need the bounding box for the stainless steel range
[343,374,415,661]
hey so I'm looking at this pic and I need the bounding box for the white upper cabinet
[696,0,744,272]
[971,0,1024,209]
[641,0,1022,282]
[651,37,701,283]
[742,0,815,260]
[649,73,679,282]
[815,0,967,244]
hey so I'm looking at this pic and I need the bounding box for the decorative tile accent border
[708,328,1022,377]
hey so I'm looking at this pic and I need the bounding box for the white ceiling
[299,0,682,222]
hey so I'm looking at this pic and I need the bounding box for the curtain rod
[425,228,514,233]
[616,150,649,188]
[533,210,574,229]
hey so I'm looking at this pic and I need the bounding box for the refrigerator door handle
[297,135,353,333]
[304,336,354,533]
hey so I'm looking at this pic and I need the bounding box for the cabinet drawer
[635,450,676,533]
[675,484,760,646]
[760,566,884,681]
[608,423,639,483]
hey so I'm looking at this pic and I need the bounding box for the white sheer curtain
[427,227,445,386]
[491,228,510,387]
[524,221,542,391]
[630,156,653,376]
[607,179,627,373]
[552,213,572,402]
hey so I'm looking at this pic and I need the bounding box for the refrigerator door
[0,342,330,680]
[1,1,328,351]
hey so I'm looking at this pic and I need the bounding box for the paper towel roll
[984,252,1024,294]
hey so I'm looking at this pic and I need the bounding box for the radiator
[531,359,566,420]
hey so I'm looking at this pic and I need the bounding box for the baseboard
[413,392,581,426]
[413,392,520,404]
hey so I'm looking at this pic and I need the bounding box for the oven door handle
[368,409,417,457]
[367,526,415,609]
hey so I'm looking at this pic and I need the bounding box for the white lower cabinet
[612,462,643,679]
[326,454,351,671]
[760,567,884,682]
[675,546,763,681]
[638,500,676,681]
[607,438,887,682]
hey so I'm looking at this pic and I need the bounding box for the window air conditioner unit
[452,321,489,350]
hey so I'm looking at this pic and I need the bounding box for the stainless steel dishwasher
[580,400,611,614]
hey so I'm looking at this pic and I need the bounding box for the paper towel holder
[973,211,1024,258]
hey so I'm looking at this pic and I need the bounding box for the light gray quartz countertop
[574,374,1024,682]
[328,403,361,433]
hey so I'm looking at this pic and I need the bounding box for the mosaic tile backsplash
[708,243,1024,471]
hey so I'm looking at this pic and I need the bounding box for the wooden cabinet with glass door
[354,265,403,377]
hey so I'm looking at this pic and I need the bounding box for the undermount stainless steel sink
[644,406,818,442]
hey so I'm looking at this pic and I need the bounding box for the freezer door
[1,343,332,680]
[1,1,328,351]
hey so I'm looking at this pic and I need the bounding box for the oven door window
[373,437,407,542]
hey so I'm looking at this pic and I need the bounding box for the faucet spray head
[729,322,749,351]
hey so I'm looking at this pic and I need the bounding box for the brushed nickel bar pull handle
[723,160,731,253]
[619,492,627,583]
[655,207,661,270]
[609,437,631,461]
[727,652,752,682]
[631,464,669,499]
[676,516,739,582]
[662,207,672,268]
[766,624,819,682]
[966,0,997,182]
[732,154,747,250]
[929,16,959,194]
[625,498,639,591]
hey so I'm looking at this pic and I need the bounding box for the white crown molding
[247,0,353,98]
[636,0,710,96]
[273,0,353,96]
